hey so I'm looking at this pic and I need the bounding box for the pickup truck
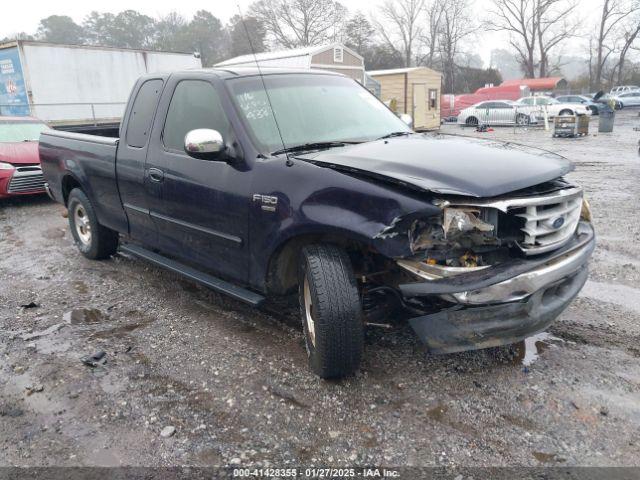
[40,68,595,378]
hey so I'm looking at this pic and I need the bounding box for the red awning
[499,77,566,91]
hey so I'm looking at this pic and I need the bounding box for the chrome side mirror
[399,113,413,127]
[184,129,225,158]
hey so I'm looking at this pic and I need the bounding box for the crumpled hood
[297,134,572,198]
[0,142,40,165]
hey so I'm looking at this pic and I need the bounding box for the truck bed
[39,129,128,234]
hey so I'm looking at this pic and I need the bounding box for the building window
[333,47,343,63]
[429,89,438,110]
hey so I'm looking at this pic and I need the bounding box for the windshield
[0,121,48,143]
[227,74,411,153]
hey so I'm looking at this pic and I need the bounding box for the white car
[611,85,640,95]
[514,96,591,117]
[457,100,539,126]
[615,90,640,107]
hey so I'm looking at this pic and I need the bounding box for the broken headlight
[580,197,592,222]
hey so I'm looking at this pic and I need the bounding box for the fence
[0,102,126,126]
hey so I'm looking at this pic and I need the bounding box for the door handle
[148,168,164,183]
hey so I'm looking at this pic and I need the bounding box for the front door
[145,77,251,283]
[412,84,427,129]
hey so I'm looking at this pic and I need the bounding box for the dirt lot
[1,110,640,469]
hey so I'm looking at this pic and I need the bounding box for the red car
[0,116,50,198]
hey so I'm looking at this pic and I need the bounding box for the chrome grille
[514,189,582,254]
[8,165,46,193]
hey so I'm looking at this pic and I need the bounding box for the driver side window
[163,80,230,152]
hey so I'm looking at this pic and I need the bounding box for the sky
[1,0,605,68]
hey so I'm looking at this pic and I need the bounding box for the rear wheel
[68,188,119,260]
[465,116,478,127]
[298,244,364,379]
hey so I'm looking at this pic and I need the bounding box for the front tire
[465,116,479,127]
[68,188,119,260]
[559,109,573,116]
[298,244,364,378]
[515,113,530,125]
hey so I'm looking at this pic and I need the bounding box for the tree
[374,0,426,67]
[155,12,189,52]
[83,12,117,46]
[591,0,638,88]
[490,48,523,79]
[227,15,267,57]
[109,10,156,49]
[250,0,348,48]
[344,12,375,54]
[612,2,640,84]
[417,0,444,68]
[37,15,85,45]
[486,0,539,78]
[535,0,579,77]
[364,44,405,70]
[438,0,477,92]
[184,10,227,66]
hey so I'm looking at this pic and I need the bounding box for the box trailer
[0,40,201,128]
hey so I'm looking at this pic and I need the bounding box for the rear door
[117,77,164,246]
[145,73,251,283]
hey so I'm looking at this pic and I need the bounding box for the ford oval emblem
[552,216,565,229]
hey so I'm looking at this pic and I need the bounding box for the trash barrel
[598,104,615,133]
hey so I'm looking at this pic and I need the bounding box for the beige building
[216,44,365,83]
[368,67,442,130]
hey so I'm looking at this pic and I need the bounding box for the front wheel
[68,188,119,260]
[559,109,573,116]
[465,116,479,127]
[298,244,364,378]
[515,113,530,125]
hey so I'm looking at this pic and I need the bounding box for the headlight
[0,162,15,170]
[580,197,592,222]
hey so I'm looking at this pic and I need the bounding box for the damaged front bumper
[399,221,595,353]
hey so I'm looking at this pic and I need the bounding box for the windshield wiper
[377,131,413,140]
[271,141,353,156]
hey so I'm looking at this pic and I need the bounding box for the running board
[120,244,265,306]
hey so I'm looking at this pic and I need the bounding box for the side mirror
[184,129,225,159]
[399,113,413,127]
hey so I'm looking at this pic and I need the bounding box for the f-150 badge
[253,194,278,212]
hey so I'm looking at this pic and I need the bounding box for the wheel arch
[61,172,84,206]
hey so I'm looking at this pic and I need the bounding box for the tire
[298,244,364,379]
[465,116,478,127]
[559,109,573,116]
[515,113,530,125]
[67,188,119,260]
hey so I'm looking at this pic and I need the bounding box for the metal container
[0,40,201,127]
[598,105,615,133]
[553,114,589,138]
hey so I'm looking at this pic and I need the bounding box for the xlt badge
[253,194,278,212]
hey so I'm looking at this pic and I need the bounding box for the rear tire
[298,244,364,379]
[465,116,478,127]
[68,188,119,260]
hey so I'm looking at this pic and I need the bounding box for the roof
[500,77,566,90]
[216,43,363,67]
[0,116,43,123]
[0,39,196,56]
[367,67,441,76]
[137,67,344,81]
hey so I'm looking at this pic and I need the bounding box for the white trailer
[0,40,201,127]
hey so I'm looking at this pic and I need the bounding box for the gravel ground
[1,110,640,468]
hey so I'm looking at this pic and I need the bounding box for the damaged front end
[367,180,595,353]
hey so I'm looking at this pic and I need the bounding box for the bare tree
[373,0,426,67]
[611,1,640,84]
[486,0,539,78]
[535,0,579,77]
[417,0,444,68]
[592,0,637,88]
[438,0,477,91]
[249,0,347,48]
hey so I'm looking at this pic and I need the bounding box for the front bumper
[401,222,595,353]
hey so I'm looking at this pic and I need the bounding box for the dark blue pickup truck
[40,68,595,378]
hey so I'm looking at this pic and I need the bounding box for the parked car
[457,100,538,126]
[590,92,624,110]
[555,95,600,115]
[514,96,591,117]
[0,116,49,199]
[40,68,595,378]
[615,90,640,107]
[610,85,639,95]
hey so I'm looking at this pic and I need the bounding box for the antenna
[236,4,290,162]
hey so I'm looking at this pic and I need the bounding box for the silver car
[457,100,538,127]
[616,90,640,107]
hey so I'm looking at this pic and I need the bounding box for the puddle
[64,308,107,325]
[89,317,154,339]
[532,451,566,463]
[511,332,563,366]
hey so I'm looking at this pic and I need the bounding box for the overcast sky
[2,0,604,67]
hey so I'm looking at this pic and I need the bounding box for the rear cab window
[126,79,164,148]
